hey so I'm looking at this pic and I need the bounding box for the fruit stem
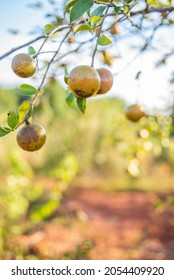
[91,3,111,67]
[25,120,30,125]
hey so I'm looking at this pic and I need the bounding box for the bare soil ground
[20,187,174,260]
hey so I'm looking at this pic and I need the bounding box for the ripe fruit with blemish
[68,65,101,98]
[11,53,36,78]
[16,123,46,151]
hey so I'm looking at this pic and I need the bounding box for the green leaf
[44,23,56,34]
[18,101,32,123]
[28,46,36,56]
[19,84,37,96]
[70,0,94,23]
[77,97,86,114]
[64,66,69,85]
[114,6,123,15]
[91,6,106,17]
[90,16,102,27]
[97,34,112,46]
[66,92,75,106]
[64,0,78,15]
[123,0,134,5]
[0,126,11,137]
[75,23,92,33]
[168,19,174,24]
[7,111,19,129]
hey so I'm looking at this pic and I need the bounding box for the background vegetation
[0,82,174,259]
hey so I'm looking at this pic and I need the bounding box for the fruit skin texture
[96,68,113,94]
[16,123,46,152]
[68,65,101,98]
[11,53,36,78]
[125,104,145,122]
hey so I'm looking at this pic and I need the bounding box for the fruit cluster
[11,53,115,152]
[11,52,145,152]
[68,65,113,98]
[11,53,46,152]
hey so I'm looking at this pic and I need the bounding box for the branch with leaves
[0,0,174,150]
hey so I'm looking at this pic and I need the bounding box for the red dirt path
[21,188,174,260]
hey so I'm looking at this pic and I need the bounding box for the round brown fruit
[67,36,75,44]
[11,53,36,78]
[68,65,101,98]
[125,104,145,122]
[16,123,46,152]
[109,24,120,35]
[49,76,57,84]
[95,26,101,36]
[96,68,113,94]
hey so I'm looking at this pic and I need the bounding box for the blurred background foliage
[0,82,174,259]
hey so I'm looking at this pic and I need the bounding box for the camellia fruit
[95,26,101,36]
[125,104,145,122]
[102,51,114,66]
[16,123,46,151]
[109,24,120,35]
[96,68,113,94]
[68,65,101,98]
[11,53,36,78]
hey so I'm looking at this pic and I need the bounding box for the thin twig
[106,5,174,19]
[131,5,174,16]
[54,36,95,63]
[34,37,48,68]
[15,30,71,128]
[91,4,111,67]
[0,35,45,61]
[0,24,70,61]
[37,30,71,92]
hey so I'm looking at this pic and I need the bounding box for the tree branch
[91,4,111,67]
[0,24,70,61]
[14,30,71,128]
[130,6,174,16]
[0,35,45,61]
[37,30,71,92]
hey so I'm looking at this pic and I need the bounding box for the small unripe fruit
[109,24,120,35]
[95,26,101,36]
[49,76,57,84]
[68,65,101,98]
[125,104,145,122]
[67,36,75,44]
[11,53,36,78]
[102,51,114,66]
[16,123,46,151]
[96,68,113,94]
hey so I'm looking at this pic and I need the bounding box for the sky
[0,0,174,113]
